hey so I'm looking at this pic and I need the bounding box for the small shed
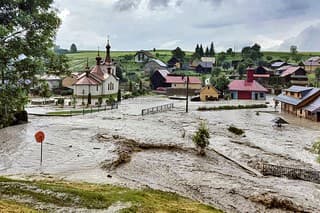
[200,85,219,101]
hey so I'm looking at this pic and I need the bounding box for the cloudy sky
[54,0,320,52]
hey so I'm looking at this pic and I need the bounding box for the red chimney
[246,68,254,83]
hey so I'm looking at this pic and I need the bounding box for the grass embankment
[0,177,221,212]
[198,104,268,111]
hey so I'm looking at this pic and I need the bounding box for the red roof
[280,66,300,77]
[228,80,268,92]
[74,74,101,85]
[165,76,201,84]
[90,65,104,80]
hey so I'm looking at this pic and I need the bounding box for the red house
[228,68,268,100]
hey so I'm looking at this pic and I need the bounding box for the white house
[73,40,119,105]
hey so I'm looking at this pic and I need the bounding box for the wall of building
[251,92,266,100]
[200,88,219,101]
[230,91,238,99]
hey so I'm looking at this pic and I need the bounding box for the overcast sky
[54,0,320,52]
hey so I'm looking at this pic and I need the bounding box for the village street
[0,96,320,212]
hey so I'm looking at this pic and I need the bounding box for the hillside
[66,50,320,73]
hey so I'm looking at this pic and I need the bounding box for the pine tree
[199,45,204,57]
[195,44,200,55]
[117,89,121,102]
[210,42,215,56]
[205,47,209,56]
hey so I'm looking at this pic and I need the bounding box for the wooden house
[280,66,308,86]
[200,85,219,101]
[143,59,167,75]
[275,86,320,122]
[196,62,213,74]
[167,57,182,69]
[150,69,170,90]
[134,50,154,63]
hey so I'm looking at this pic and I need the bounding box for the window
[96,85,99,91]
[260,93,264,98]
[300,109,302,114]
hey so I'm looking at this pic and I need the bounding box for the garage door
[238,91,251,99]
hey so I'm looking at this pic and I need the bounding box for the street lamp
[182,75,189,113]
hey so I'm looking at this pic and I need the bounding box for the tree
[139,80,143,90]
[222,61,231,70]
[192,122,210,156]
[117,89,121,102]
[209,42,215,56]
[241,43,263,63]
[46,53,70,76]
[129,81,133,92]
[0,0,61,128]
[171,47,186,61]
[70,43,77,53]
[205,47,209,56]
[226,48,233,56]
[217,52,226,66]
[290,45,298,55]
[39,81,51,100]
[237,62,247,79]
[199,45,204,57]
[266,56,273,61]
[215,74,230,92]
[116,65,123,81]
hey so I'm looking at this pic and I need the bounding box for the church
[73,40,119,105]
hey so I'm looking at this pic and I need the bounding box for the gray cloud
[54,0,320,51]
[113,0,141,11]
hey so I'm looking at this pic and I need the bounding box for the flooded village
[1,0,320,212]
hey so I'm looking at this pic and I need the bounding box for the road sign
[35,131,45,143]
[34,131,45,165]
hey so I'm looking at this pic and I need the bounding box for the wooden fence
[141,103,174,116]
[253,162,320,184]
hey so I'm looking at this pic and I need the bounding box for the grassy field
[0,177,221,212]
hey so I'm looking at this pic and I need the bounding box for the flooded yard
[1,95,320,212]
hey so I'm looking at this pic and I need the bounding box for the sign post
[35,131,45,165]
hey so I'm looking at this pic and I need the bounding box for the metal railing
[141,103,174,116]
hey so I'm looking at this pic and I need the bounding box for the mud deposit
[1,96,320,212]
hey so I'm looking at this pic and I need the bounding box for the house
[280,66,308,86]
[62,73,78,89]
[228,68,268,100]
[201,57,215,65]
[165,75,202,96]
[196,62,213,74]
[167,57,182,69]
[134,50,154,63]
[275,86,320,122]
[73,40,119,105]
[144,59,167,75]
[150,69,170,90]
[304,56,320,73]
[200,85,219,101]
[271,61,288,70]
[40,75,61,90]
[190,58,201,69]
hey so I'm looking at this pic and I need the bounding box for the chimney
[246,68,254,83]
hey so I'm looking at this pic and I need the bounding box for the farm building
[167,57,182,69]
[196,62,213,74]
[165,75,202,96]
[228,68,268,100]
[304,56,320,73]
[275,86,320,122]
[134,50,154,63]
[150,69,170,90]
[73,40,119,105]
[40,75,61,90]
[279,66,308,86]
[271,61,288,70]
[200,85,219,101]
[144,59,167,75]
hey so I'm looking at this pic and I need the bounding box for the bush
[192,122,210,155]
[57,98,64,105]
[312,140,320,155]
[228,126,244,135]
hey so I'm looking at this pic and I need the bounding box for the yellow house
[200,85,219,101]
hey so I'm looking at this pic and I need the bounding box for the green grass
[198,104,268,111]
[0,177,222,212]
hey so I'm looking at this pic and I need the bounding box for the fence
[253,162,320,184]
[141,103,174,116]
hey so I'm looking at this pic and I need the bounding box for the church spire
[96,46,102,65]
[105,36,111,64]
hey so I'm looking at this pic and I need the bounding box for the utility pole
[182,75,189,113]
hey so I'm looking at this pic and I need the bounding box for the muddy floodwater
[1,95,320,212]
